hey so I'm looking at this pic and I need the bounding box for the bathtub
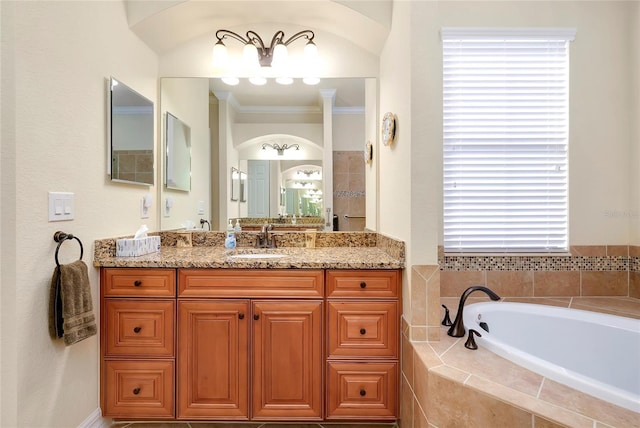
[462,302,640,413]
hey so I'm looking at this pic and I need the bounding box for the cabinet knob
[360,389,366,396]
[133,280,142,287]
[254,314,260,320]
[238,313,245,320]
[359,328,366,335]
[133,327,142,333]
[133,387,141,395]
[360,281,367,288]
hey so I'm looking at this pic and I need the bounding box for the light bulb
[212,41,229,69]
[303,77,320,85]
[243,43,259,67]
[272,43,288,68]
[304,41,318,61]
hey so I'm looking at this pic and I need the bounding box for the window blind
[442,28,575,253]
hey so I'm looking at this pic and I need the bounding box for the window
[442,28,576,252]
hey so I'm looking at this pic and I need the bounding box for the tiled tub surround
[402,246,640,427]
[401,297,640,428]
[408,246,640,343]
[401,298,640,428]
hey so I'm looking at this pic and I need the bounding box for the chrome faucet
[256,224,276,248]
[447,285,501,337]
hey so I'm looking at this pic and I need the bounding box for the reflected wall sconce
[262,143,300,156]
[212,29,319,86]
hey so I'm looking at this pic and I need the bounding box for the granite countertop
[93,231,405,270]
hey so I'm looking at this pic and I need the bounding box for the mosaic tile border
[334,190,366,198]
[440,246,640,272]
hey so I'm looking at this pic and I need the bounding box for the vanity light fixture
[297,169,320,177]
[262,143,300,156]
[212,29,319,86]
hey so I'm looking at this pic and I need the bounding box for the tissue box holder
[116,236,160,257]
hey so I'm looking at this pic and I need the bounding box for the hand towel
[48,260,97,346]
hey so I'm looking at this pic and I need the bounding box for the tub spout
[447,286,501,337]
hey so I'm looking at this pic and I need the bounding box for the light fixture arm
[215,29,251,45]
[281,30,315,47]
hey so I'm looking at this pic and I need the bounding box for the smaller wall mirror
[165,112,191,191]
[240,171,247,202]
[231,167,240,201]
[108,77,154,185]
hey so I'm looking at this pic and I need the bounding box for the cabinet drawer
[103,360,174,418]
[326,270,399,298]
[326,362,397,419]
[104,299,175,357]
[102,268,176,297]
[179,269,324,298]
[327,301,398,358]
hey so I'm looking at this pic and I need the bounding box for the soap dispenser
[225,219,236,249]
[234,219,242,233]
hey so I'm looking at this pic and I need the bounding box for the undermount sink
[227,253,287,260]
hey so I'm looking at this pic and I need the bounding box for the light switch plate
[48,192,74,221]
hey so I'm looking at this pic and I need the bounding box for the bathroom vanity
[95,232,404,422]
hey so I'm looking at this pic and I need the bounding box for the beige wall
[1,1,158,426]
[631,2,640,244]
[160,78,211,230]
[377,0,638,326]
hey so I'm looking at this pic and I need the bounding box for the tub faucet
[447,286,501,337]
[256,224,276,248]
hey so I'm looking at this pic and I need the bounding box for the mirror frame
[107,76,154,186]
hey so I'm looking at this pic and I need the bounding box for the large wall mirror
[108,77,154,185]
[159,77,371,230]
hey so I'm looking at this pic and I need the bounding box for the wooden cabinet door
[252,300,323,420]
[177,300,249,419]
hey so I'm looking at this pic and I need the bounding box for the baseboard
[78,408,111,428]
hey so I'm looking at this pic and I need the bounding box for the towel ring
[53,231,84,267]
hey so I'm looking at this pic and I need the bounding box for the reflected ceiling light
[212,29,318,86]
[262,143,300,156]
[249,76,267,86]
[221,77,240,86]
[276,76,294,85]
[303,76,320,85]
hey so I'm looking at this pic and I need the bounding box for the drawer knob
[133,327,141,333]
[359,328,366,335]
[360,389,366,396]
[360,281,367,289]
[133,387,141,395]
[254,314,260,321]
[133,280,142,287]
[238,313,245,320]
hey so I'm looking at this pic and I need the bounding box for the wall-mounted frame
[231,167,240,201]
[165,112,191,191]
[240,172,247,202]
